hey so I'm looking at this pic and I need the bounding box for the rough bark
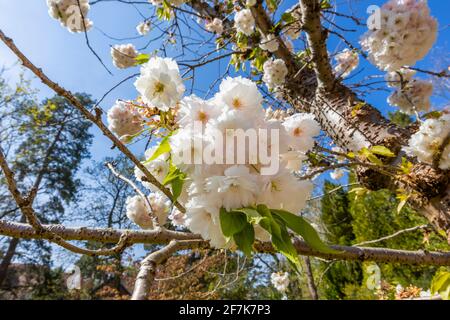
[252,0,450,241]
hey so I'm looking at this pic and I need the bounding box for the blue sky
[0,0,448,178]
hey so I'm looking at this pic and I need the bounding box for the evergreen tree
[319,181,363,299]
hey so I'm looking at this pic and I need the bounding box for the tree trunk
[0,237,20,287]
[0,215,26,287]
[302,256,318,300]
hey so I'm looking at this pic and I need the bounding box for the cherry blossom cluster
[234,8,255,36]
[263,58,289,90]
[334,49,359,78]
[106,57,320,247]
[204,18,224,35]
[134,57,185,111]
[107,100,143,141]
[111,44,139,69]
[403,113,450,170]
[47,0,93,33]
[270,272,290,293]
[126,192,171,229]
[360,0,438,71]
[259,34,279,53]
[385,69,433,114]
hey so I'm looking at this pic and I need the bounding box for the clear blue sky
[0,0,448,173]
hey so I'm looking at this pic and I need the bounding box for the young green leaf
[271,209,338,254]
[431,270,450,300]
[234,208,265,225]
[370,145,396,157]
[145,136,171,162]
[134,53,150,65]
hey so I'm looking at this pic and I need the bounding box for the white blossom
[168,208,186,227]
[403,114,450,169]
[148,0,163,5]
[111,44,139,69]
[205,18,224,35]
[47,0,93,33]
[234,9,255,36]
[259,34,279,53]
[177,95,222,127]
[283,113,321,152]
[271,272,290,293]
[126,195,153,229]
[387,79,433,114]
[134,145,170,190]
[334,49,359,78]
[209,165,259,211]
[215,76,263,118]
[136,21,151,35]
[263,58,288,89]
[184,197,227,248]
[107,100,143,141]
[280,150,307,171]
[385,68,416,87]
[258,169,313,214]
[134,57,185,111]
[360,0,438,71]
[126,192,170,229]
[246,0,256,7]
[129,76,317,249]
[330,168,345,180]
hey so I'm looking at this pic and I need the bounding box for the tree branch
[1,219,450,266]
[131,239,205,300]
[0,29,185,214]
[299,0,336,91]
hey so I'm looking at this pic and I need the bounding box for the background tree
[0,78,93,289]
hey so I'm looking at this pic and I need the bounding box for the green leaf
[219,208,248,238]
[320,0,332,9]
[163,162,185,186]
[370,145,396,157]
[351,102,365,117]
[431,270,450,300]
[233,223,255,257]
[134,53,150,65]
[145,136,171,162]
[396,191,410,214]
[271,225,300,269]
[266,0,278,12]
[400,157,413,174]
[170,177,184,203]
[256,204,281,239]
[281,12,294,24]
[423,110,442,120]
[271,209,338,254]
